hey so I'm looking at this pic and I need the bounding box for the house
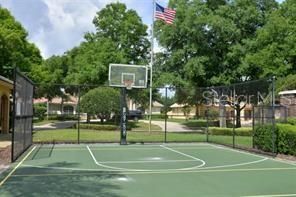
[279,90,296,117]
[127,98,164,115]
[0,76,13,134]
[167,103,196,119]
[145,101,164,115]
[34,95,78,115]
[167,102,253,126]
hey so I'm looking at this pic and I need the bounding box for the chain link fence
[12,69,34,161]
[31,77,296,154]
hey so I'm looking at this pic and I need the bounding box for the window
[63,105,74,115]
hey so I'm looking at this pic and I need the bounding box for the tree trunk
[195,104,199,118]
[86,114,90,123]
[60,97,64,116]
[219,103,226,128]
[236,108,241,128]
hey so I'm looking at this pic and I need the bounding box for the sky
[0,0,284,59]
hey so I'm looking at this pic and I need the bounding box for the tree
[88,3,150,64]
[154,0,278,87]
[33,55,70,99]
[0,7,42,78]
[65,38,126,85]
[276,74,296,93]
[66,3,150,86]
[154,0,278,125]
[242,0,296,78]
[80,87,120,123]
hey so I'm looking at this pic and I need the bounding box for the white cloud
[32,0,100,57]
[0,0,172,58]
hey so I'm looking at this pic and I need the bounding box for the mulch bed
[277,154,296,162]
[0,145,11,166]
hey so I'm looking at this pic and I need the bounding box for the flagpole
[149,0,155,133]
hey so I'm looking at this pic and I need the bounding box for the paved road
[140,120,203,132]
[33,121,77,131]
[34,120,203,133]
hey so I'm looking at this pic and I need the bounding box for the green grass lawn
[208,134,252,148]
[33,128,252,148]
[129,121,162,131]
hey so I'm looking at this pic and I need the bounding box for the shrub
[209,127,252,136]
[287,118,296,126]
[75,123,132,131]
[277,124,296,155]
[253,124,278,152]
[183,120,219,128]
[144,114,167,119]
[48,115,78,121]
[34,103,47,120]
[253,123,296,156]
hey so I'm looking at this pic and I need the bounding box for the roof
[170,103,187,108]
[34,95,78,105]
[0,75,13,90]
[153,101,163,107]
[279,90,296,95]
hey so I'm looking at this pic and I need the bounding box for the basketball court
[1,143,296,197]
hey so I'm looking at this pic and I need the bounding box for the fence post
[11,67,17,162]
[206,107,209,143]
[77,86,81,144]
[232,112,235,148]
[271,76,276,154]
[232,86,236,148]
[252,105,255,149]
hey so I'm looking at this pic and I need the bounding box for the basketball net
[123,79,133,90]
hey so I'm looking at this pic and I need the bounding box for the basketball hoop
[123,79,134,90]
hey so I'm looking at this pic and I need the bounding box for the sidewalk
[140,120,202,132]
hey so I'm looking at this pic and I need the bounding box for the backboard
[109,64,148,89]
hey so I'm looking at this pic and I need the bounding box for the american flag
[155,3,176,25]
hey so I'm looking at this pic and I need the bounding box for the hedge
[209,127,252,136]
[287,118,296,126]
[183,120,219,128]
[34,103,47,120]
[254,123,296,156]
[277,124,296,156]
[74,123,131,131]
[253,124,277,152]
[48,115,78,121]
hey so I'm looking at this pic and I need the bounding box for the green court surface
[1,143,296,197]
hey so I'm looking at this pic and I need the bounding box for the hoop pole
[120,88,127,145]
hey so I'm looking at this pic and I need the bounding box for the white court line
[201,158,268,170]
[87,145,205,171]
[21,157,268,173]
[87,145,149,171]
[14,166,296,176]
[210,144,296,167]
[20,144,278,173]
[100,159,196,164]
[0,146,36,187]
[160,145,206,170]
[209,144,267,159]
[160,145,206,169]
[242,194,296,197]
